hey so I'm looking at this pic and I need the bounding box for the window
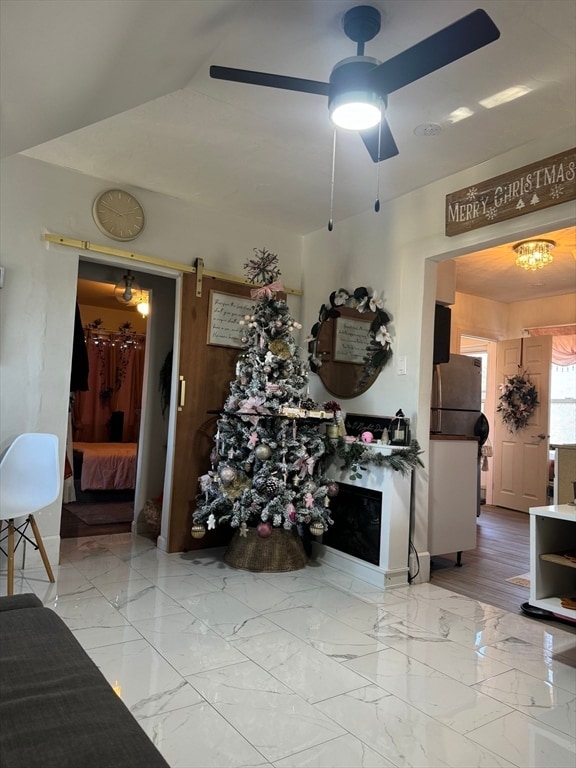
[460,338,489,410]
[528,330,576,445]
[550,360,576,445]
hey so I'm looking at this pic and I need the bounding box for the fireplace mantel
[314,445,413,588]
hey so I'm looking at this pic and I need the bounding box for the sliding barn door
[167,273,254,553]
[492,336,551,513]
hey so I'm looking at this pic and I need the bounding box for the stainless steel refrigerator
[431,354,482,435]
[431,353,484,519]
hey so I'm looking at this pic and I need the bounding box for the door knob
[531,433,547,440]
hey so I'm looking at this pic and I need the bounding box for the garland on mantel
[324,437,424,481]
[496,370,539,433]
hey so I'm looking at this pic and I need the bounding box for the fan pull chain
[374,106,382,213]
[328,128,337,232]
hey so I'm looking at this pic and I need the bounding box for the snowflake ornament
[550,184,564,199]
[244,247,282,285]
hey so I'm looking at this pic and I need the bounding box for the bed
[73,442,137,491]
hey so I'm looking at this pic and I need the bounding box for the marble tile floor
[5,532,576,768]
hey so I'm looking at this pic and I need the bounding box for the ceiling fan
[210,5,500,163]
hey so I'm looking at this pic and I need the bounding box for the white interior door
[492,336,551,512]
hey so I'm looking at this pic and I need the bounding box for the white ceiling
[1,0,575,301]
[455,226,575,303]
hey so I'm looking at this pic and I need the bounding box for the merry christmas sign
[445,148,575,236]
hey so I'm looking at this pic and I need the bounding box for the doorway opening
[61,258,177,542]
[428,227,574,619]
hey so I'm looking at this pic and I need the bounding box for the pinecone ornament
[263,476,282,496]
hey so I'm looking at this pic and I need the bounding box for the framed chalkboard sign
[207,291,254,349]
[333,316,371,364]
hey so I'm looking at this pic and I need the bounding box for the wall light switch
[397,355,407,375]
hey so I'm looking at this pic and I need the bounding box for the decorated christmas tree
[192,249,338,565]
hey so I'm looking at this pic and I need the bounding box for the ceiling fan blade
[210,66,329,96]
[360,118,399,163]
[368,9,500,95]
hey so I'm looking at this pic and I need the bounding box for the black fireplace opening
[322,483,382,566]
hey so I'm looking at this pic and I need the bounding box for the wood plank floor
[429,505,576,633]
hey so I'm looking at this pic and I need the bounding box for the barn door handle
[178,375,186,411]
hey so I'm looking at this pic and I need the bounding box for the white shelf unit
[529,504,576,621]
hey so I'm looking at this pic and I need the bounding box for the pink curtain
[528,326,576,366]
[550,335,576,366]
[73,332,145,442]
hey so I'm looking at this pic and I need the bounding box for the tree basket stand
[224,527,308,572]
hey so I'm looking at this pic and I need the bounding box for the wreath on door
[497,370,539,433]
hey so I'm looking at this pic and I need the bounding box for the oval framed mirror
[308,287,393,398]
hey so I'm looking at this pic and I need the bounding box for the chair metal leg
[28,514,55,583]
[7,520,15,596]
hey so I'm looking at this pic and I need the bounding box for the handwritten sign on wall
[334,317,370,364]
[207,291,254,349]
[345,413,393,439]
[445,147,575,236]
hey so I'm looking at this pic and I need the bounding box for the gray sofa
[0,594,169,768]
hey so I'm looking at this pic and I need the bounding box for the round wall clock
[92,188,145,241]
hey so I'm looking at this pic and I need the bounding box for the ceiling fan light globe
[328,57,383,131]
[330,98,381,130]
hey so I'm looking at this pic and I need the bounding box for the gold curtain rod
[43,233,303,296]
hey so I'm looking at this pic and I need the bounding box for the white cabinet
[428,438,478,562]
[528,505,576,620]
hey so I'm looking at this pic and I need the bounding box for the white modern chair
[0,433,59,595]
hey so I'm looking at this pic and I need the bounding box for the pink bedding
[74,442,137,491]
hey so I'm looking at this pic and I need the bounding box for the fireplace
[322,484,382,566]
[314,445,413,588]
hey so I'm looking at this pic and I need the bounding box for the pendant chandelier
[114,270,142,306]
[513,240,555,271]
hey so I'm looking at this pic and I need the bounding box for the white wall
[451,294,509,346]
[452,292,575,344]
[507,295,576,339]
[301,125,576,579]
[0,153,303,565]
[77,304,148,335]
